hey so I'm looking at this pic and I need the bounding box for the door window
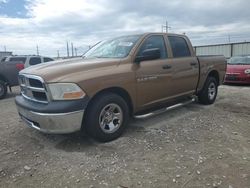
[29,57,41,65]
[137,35,167,59]
[168,36,191,58]
[44,57,54,62]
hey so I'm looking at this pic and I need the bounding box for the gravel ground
[0,85,250,188]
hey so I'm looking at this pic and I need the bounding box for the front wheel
[84,93,129,142]
[0,80,7,99]
[198,77,218,105]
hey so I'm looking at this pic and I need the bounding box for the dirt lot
[0,85,250,188]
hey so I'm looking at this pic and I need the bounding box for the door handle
[190,62,197,66]
[162,65,172,69]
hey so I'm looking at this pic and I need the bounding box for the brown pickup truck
[15,33,226,142]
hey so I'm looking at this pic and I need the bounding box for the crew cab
[0,55,54,99]
[15,33,226,142]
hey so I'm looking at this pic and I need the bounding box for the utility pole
[162,19,171,33]
[74,48,77,57]
[57,50,60,58]
[71,42,74,57]
[36,45,39,55]
[66,41,69,57]
[228,35,231,43]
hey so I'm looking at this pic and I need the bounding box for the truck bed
[196,55,227,92]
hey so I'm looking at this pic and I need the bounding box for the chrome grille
[19,74,48,103]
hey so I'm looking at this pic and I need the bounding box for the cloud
[0,0,250,56]
[0,0,9,4]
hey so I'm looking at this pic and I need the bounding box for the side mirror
[135,48,161,63]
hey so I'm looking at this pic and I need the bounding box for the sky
[0,0,250,57]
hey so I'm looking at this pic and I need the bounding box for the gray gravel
[0,85,250,188]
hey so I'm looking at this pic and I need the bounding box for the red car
[224,56,250,84]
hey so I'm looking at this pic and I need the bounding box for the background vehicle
[0,55,54,99]
[15,33,226,142]
[224,56,250,84]
[4,55,54,68]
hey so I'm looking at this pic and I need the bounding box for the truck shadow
[51,102,205,153]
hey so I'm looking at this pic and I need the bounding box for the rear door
[167,35,199,96]
[135,34,174,108]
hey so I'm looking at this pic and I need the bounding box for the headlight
[245,69,250,74]
[48,83,86,100]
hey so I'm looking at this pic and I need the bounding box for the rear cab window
[9,57,26,63]
[168,36,191,58]
[137,35,168,59]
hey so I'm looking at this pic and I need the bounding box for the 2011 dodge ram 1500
[15,33,226,142]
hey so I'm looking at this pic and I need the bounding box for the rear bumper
[15,95,89,134]
[224,75,250,84]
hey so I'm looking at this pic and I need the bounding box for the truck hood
[20,57,121,82]
[226,64,250,74]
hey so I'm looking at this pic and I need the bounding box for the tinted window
[9,57,26,63]
[137,35,167,59]
[44,57,54,62]
[29,57,41,65]
[168,36,191,57]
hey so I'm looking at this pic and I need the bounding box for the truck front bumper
[15,96,89,134]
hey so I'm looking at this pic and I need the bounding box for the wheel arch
[208,70,220,85]
[85,87,134,117]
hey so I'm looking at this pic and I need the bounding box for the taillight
[16,63,24,71]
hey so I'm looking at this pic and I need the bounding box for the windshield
[228,56,250,65]
[84,35,142,59]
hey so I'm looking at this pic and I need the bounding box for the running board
[134,97,196,119]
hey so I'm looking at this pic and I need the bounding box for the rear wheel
[84,92,129,142]
[0,80,7,99]
[198,77,218,105]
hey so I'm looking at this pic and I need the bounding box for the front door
[135,35,174,108]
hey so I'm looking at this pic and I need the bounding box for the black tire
[0,80,7,100]
[198,77,218,105]
[84,92,129,142]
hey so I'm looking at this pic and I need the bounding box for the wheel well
[208,70,219,85]
[86,87,134,116]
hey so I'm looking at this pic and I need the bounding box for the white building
[194,42,250,59]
